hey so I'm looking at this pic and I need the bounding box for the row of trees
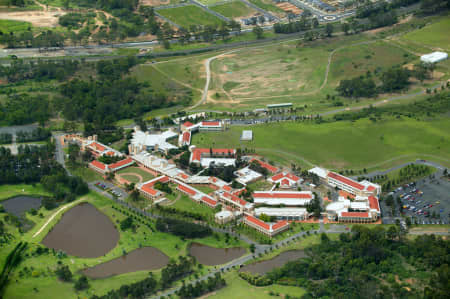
[336,65,432,98]
[177,273,226,299]
[156,217,212,238]
[16,127,51,143]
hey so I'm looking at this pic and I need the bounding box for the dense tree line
[0,94,50,126]
[154,204,206,221]
[0,30,65,49]
[333,90,450,121]
[264,227,449,298]
[0,134,12,145]
[336,66,428,98]
[156,217,212,238]
[161,256,194,288]
[91,272,158,299]
[177,273,226,299]
[16,127,51,143]
[0,59,79,83]
[0,144,57,185]
[0,242,28,296]
[203,165,236,182]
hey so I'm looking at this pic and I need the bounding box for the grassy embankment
[192,117,450,170]
[210,1,256,19]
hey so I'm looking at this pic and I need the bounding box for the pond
[82,247,169,279]
[240,250,306,275]
[2,196,42,218]
[41,202,119,258]
[189,243,246,266]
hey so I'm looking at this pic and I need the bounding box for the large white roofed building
[129,127,178,154]
[420,51,448,64]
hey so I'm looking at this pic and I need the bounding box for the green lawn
[116,166,155,183]
[68,164,104,182]
[246,179,273,191]
[192,117,450,170]
[210,271,306,299]
[210,1,256,19]
[0,19,31,34]
[0,183,51,201]
[157,5,223,28]
[402,17,450,52]
[171,194,216,218]
[247,0,284,14]
[197,0,224,5]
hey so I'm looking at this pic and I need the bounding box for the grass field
[0,19,31,33]
[157,5,223,28]
[210,1,256,19]
[197,0,225,5]
[210,271,306,299]
[192,117,450,170]
[116,166,155,183]
[0,183,51,201]
[401,17,450,52]
[171,194,216,218]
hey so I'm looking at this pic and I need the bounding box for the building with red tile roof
[190,147,236,167]
[138,176,171,199]
[250,158,279,173]
[253,191,314,206]
[268,172,302,188]
[338,211,373,223]
[327,172,380,196]
[178,131,191,147]
[89,160,107,174]
[243,215,289,238]
[177,183,197,196]
[108,158,135,172]
[199,121,223,131]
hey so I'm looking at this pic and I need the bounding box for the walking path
[32,198,85,239]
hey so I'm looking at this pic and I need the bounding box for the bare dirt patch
[0,10,65,27]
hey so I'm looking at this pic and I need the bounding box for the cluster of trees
[0,134,12,145]
[306,196,322,218]
[153,182,172,194]
[161,256,195,288]
[154,204,206,221]
[0,144,57,185]
[239,271,272,286]
[337,66,430,98]
[16,128,51,143]
[265,226,449,298]
[0,59,79,83]
[0,94,50,126]
[156,217,212,238]
[0,29,65,49]
[273,16,319,34]
[40,171,89,207]
[177,273,226,299]
[380,164,433,191]
[119,216,135,231]
[248,160,269,178]
[203,165,236,182]
[97,154,123,165]
[58,12,97,29]
[333,90,450,122]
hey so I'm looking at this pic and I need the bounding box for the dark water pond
[42,202,119,258]
[240,250,306,275]
[189,243,246,266]
[2,196,42,217]
[82,247,169,279]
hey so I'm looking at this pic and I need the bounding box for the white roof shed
[420,52,448,64]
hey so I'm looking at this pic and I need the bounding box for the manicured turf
[0,19,31,34]
[68,165,105,182]
[197,0,224,5]
[210,1,256,19]
[402,17,450,51]
[192,117,450,170]
[157,5,223,28]
[116,166,155,183]
[0,184,51,201]
[171,194,216,218]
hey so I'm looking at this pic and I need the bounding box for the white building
[255,207,309,221]
[420,51,448,64]
[234,166,262,185]
[326,171,381,196]
[252,191,314,206]
[241,130,253,141]
[326,191,380,223]
[129,127,178,154]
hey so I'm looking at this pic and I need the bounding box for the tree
[252,25,264,39]
[342,22,350,35]
[74,275,89,290]
[325,23,333,37]
[55,265,72,282]
[250,243,255,253]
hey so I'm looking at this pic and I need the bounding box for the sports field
[116,166,155,183]
[192,117,450,170]
[157,5,223,28]
[210,1,256,19]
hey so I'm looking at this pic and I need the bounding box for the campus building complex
[189,147,236,167]
[252,191,313,206]
[244,215,290,238]
[129,127,178,155]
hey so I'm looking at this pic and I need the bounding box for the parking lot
[93,181,128,200]
[392,171,450,224]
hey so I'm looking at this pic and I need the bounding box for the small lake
[240,250,306,275]
[82,247,169,279]
[42,202,119,258]
[189,243,246,266]
[2,196,42,218]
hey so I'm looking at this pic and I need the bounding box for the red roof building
[108,158,134,172]
[269,172,302,188]
[244,215,289,237]
[252,191,313,206]
[250,158,279,173]
[190,148,236,163]
[327,172,364,192]
[177,184,197,196]
[89,160,107,174]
